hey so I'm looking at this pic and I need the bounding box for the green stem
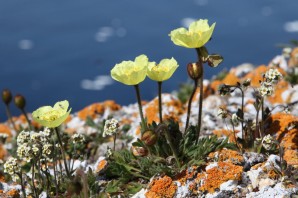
[164,128,181,168]
[196,48,204,143]
[5,105,17,132]
[158,81,163,123]
[31,160,38,198]
[54,128,71,178]
[261,97,265,137]
[185,79,198,133]
[134,84,146,130]
[18,171,26,198]
[113,133,116,151]
[21,108,32,130]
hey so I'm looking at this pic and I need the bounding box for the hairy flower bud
[14,94,26,109]
[141,130,157,146]
[187,62,202,80]
[2,89,12,105]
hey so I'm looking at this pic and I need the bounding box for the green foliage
[176,82,194,103]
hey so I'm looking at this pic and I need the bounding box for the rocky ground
[0,48,298,197]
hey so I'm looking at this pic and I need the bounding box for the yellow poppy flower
[147,58,179,82]
[169,19,215,48]
[111,54,148,85]
[32,100,71,128]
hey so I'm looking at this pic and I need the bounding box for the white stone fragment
[220,180,238,191]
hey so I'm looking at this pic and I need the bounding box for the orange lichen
[210,80,222,93]
[283,149,298,166]
[221,73,240,85]
[251,163,264,170]
[144,98,159,124]
[243,65,267,87]
[213,129,238,143]
[208,149,244,165]
[77,101,121,120]
[0,144,7,160]
[199,162,243,193]
[6,189,20,198]
[0,124,12,137]
[145,176,177,198]
[96,159,108,173]
[267,80,289,104]
[266,113,298,150]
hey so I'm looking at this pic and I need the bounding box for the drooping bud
[131,146,148,157]
[141,130,157,146]
[2,89,12,105]
[187,62,203,80]
[14,94,26,109]
[207,54,224,67]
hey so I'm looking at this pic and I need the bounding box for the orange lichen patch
[208,149,244,165]
[199,162,243,193]
[288,47,298,67]
[78,101,121,120]
[96,159,108,173]
[267,80,289,104]
[222,73,240,85]
[135,126,141,136]
[145,176,177,198]
[6,189,20,198]
[267,169,279,180]
[64,115,72,123]
[210,80,222,93]
[103,100,121,111]
[0,124,12,137]
[251,162,265,170]
[120,118,132,125]
[266,113,298,150]
[144,98,159,124]
[243,65,267,87]
[78,103,104,120]
[213,129,238,143]
[0,144,7,160]
[283,149,298,165]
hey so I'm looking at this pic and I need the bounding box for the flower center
[39,110,63,122]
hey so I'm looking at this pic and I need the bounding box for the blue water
[0,0,297,121]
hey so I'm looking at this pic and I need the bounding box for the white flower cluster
[262,134,276,151]
[265,68,283,82]
[72,133,85,144]
[258,68,283,97]
[4,157,21,182]
[103,118,119,137]
[16,128,53,162]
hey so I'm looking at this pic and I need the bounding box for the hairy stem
[184,79,198,132]
[196,48,204,143]
[134,84,146,130]
[21,108,32,130]
[5,105,17,132]
[158,81,163,123]
[55,128,70,178]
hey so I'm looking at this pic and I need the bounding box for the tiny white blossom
[4,157,21,175]
[42,144,53,157]
[231,113,240,126]
[17,131,31,145]
[30,132,41,142]
[265,68,282,82]
[262,134,276,150]
[258,84,274,97]
[217,108,228,119]
[103,118,119,137]
[72,134,85,144]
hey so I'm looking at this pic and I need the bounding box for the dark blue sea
[1,0,298,121]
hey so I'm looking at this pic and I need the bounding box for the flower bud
[14,94,26,109]
[131,146,148,157]
[141,130,157,146]
[2,89,12,105]
[187,62,203,80]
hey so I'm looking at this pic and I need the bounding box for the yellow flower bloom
[111,54,148,85]
[32,100,71,128]
[147,58,179,82]
[169,19,215,48]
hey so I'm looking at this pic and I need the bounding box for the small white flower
[4,157,21,175]
[217,108,228,119]
[72,134,85,144]
[42,144,53,157]
[32,144,40,156]
[231,113,240,126]
[17,131,31,145]
[106,147,112,158]
[103,118,119,137]
[262,134,276,150]
[30,132,41,142]
[42,127,51,137]
[258,84,274,97]
[265,68,282,82]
